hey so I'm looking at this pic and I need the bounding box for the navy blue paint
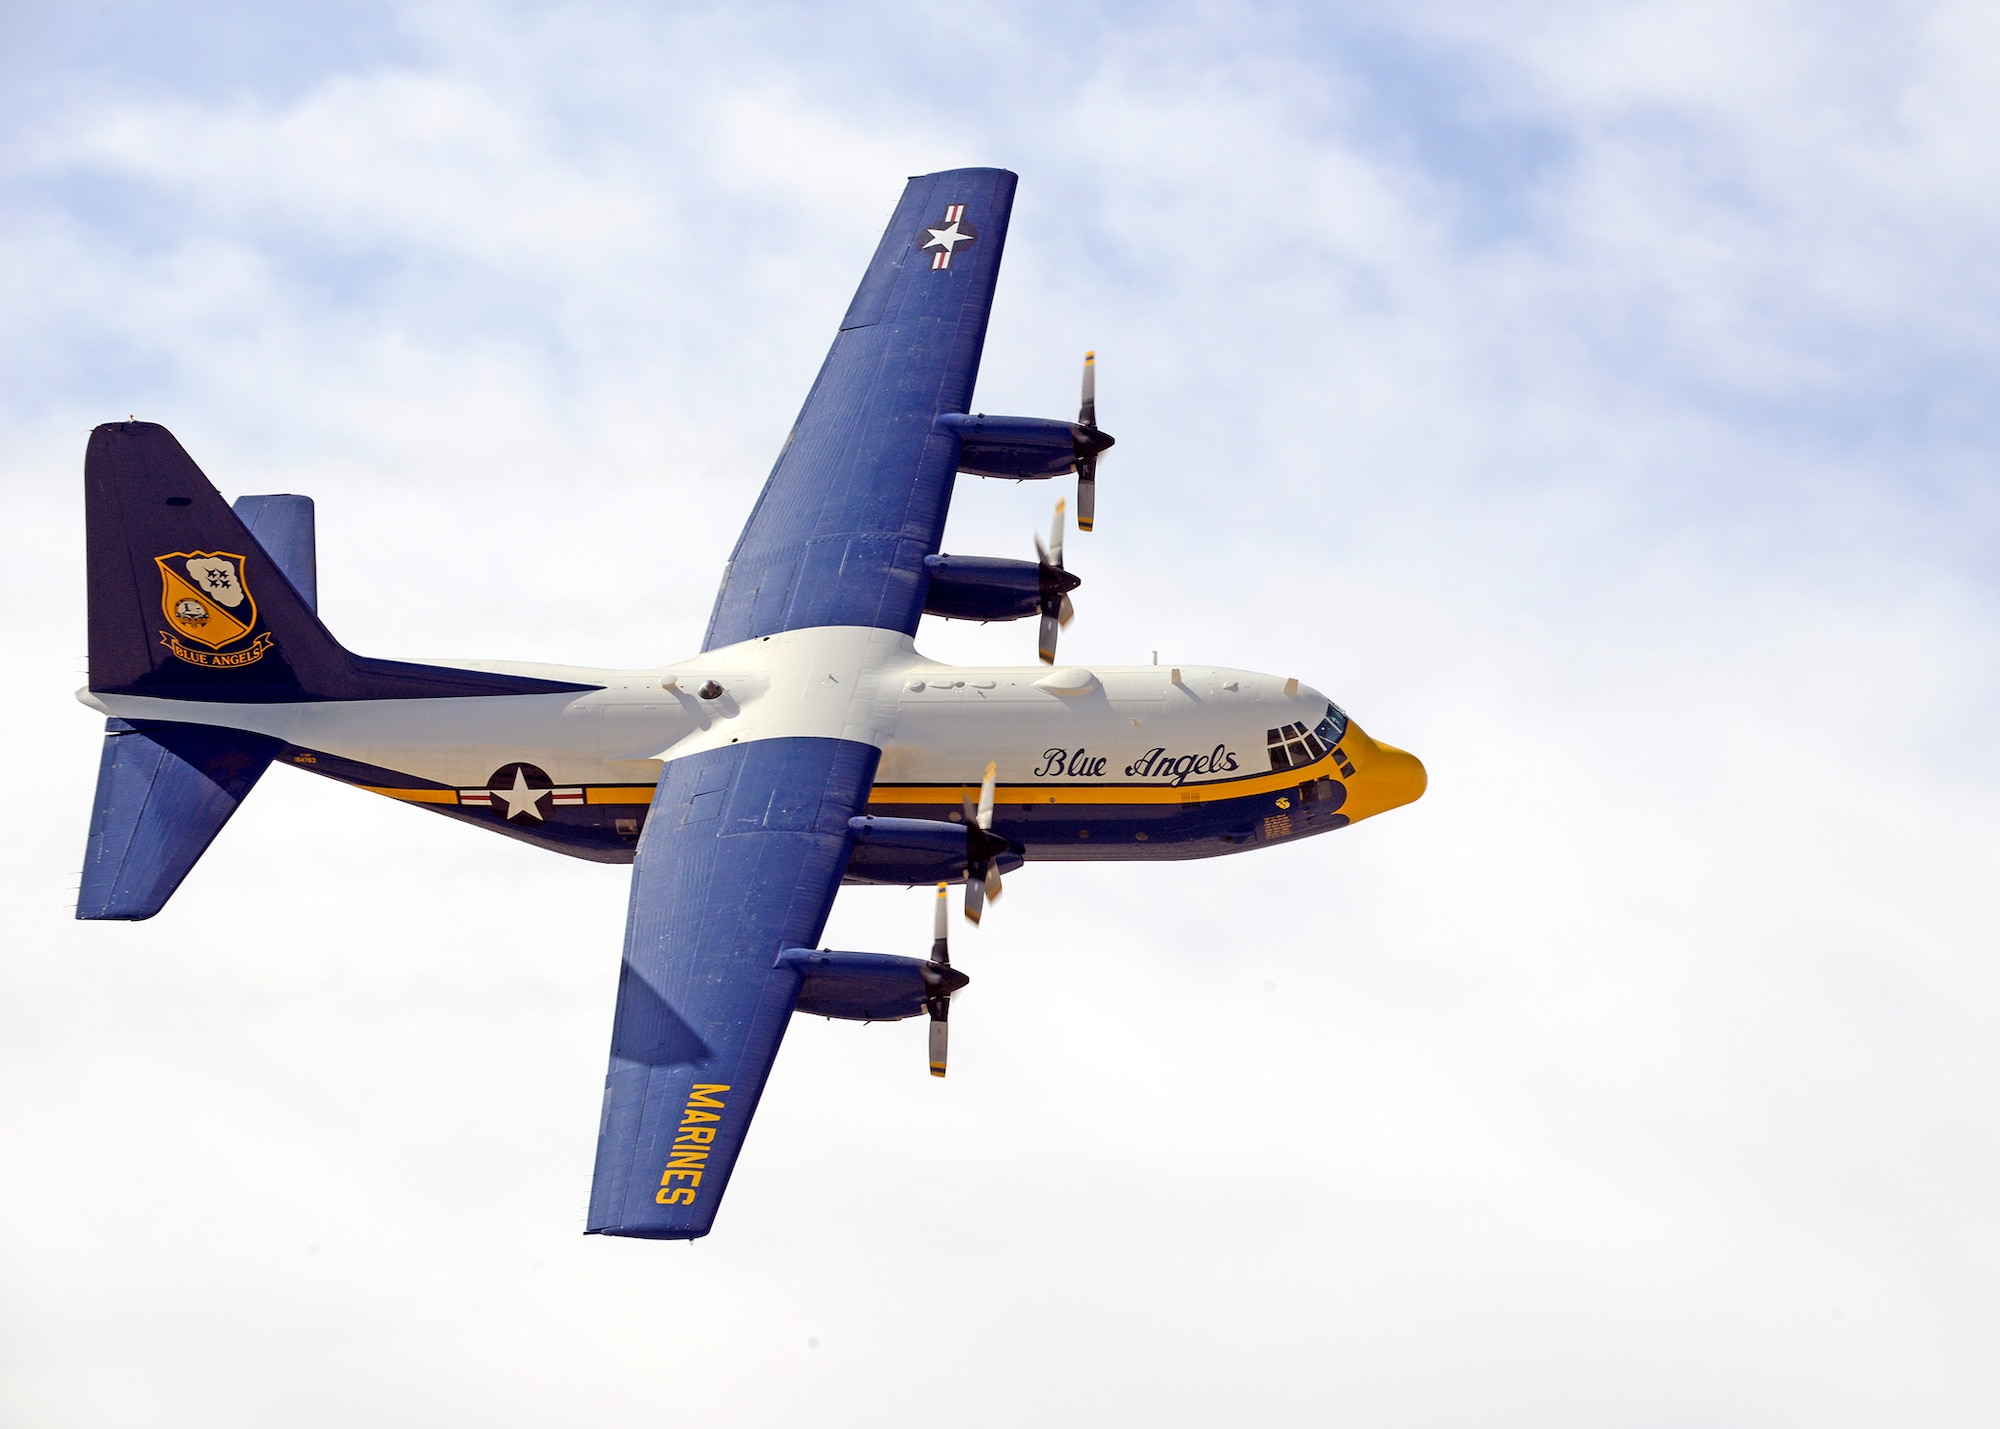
[781,949,933,1021]
[934,412,1079,480]
[86,422,596,702]
[232,494,318,612]
[587,736,880,1239]
[920,554,1044,622]
[702,169,1017,649]
[76,719,283,919]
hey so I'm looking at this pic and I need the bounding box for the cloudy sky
[4,1,1998,1423]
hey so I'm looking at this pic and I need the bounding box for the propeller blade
[977,761,997,831]
[1034,499,1075,663]
[1077,352,1099,532]
[963,873,985,924]
[926,888,974,1073]
[984,862,1003,900]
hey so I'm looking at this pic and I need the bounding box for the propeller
[960,760,1004,924]
[1072,350,1114,531]
[923,881,970,1077]
[1033,498,1080,664]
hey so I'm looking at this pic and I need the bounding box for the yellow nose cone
[1339,725,1427,823]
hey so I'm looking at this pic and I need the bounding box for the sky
[3,1,1999,1424]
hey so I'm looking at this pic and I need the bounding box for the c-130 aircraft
[76,168,1426,1238]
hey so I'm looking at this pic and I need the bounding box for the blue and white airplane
[75,168,1425,1239]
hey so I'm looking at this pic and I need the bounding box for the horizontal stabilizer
[77,720,281,920]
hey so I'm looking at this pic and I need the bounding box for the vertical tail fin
[233,494,318,613]
[85,421,592,702]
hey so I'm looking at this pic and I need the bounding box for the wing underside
[586,737,879,1239]
[702,167,1018,649]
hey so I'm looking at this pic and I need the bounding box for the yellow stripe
[586,786,656,805]
[349,734,1410,822]
[866,752,1342,807]
[363,786,459,805]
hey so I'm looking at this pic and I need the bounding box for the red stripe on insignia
[945,204,963,221]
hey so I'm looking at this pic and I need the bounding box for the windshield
[1266,702,1349,773]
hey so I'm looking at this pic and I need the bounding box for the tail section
[85,422,590,703]
[76,492,317,920]
[78,423,595,919]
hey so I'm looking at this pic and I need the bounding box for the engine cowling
[935,412,1113,480]
[922,554,1040,621]
[778,948,967,1022]
[921,553,1080,624]
[844,814,1018,886]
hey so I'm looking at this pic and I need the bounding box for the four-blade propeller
[1034,498,1079,664]
[960,760,1003,924]
[1073,350,1114,531]
[923,881,970,1077]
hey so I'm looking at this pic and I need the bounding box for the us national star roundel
[918,204,979,271]
[155,550,273,666]
[456,763,586,823]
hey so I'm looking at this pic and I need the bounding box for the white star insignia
[924,220,973,255]
[492,767,549,822]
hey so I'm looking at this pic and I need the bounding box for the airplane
[74,167,1426,1239]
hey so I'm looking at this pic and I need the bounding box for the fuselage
[81,624,1426,873]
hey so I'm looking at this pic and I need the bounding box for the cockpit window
[1267,722,1319,771]
[1269,704,1349,772]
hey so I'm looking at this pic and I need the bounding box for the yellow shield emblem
[157,551,259,651]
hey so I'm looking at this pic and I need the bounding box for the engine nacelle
[778,948,963,1022]
[844,814,1018,886]
[935,412,1111,480]
[921,554,1043,621]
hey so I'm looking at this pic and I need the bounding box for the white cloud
[3,2,1998,1424]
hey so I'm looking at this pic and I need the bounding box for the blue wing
[702,167,1017,648]
[585,738,879,1239]
[591,170,1017,1237]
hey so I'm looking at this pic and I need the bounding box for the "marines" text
[655,1083,731,1206]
